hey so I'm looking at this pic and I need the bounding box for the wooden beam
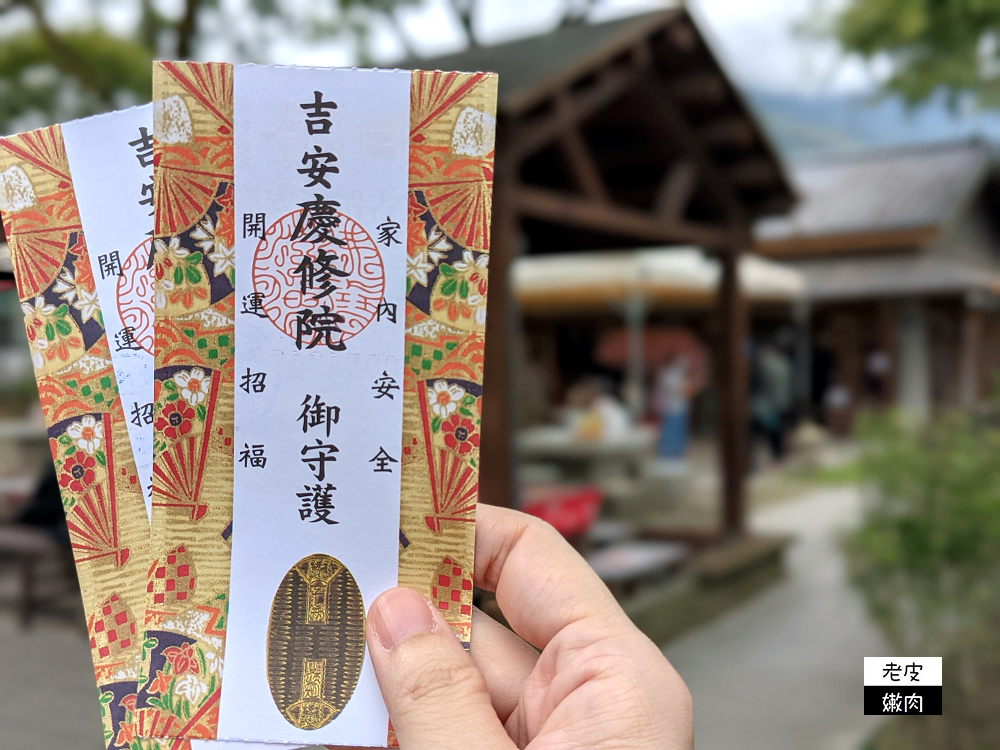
[479,176,518,508]
[670,71,728,104]
[513,184,732,247]
[635,70,746,227]
[555,95,610,202]
[726,157,780,187]
[831,311,861,410]
[665,19,698,53]
[701,117,757,149]
[753,226,938,258]
[502,45,652,167]
[878,302,899,406]
[653,158,699,221]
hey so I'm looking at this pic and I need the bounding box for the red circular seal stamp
[116,238,154,355]
[251,210,385,344]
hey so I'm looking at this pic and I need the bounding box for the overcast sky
[23,0,879,95]
[268,0,880,95]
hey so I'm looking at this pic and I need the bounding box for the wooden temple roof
[755,140,995,258]
[411,8,795,253]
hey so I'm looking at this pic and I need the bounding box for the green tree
[846,411,1000,747]
[830,0,1000,106]
[0,0,423,134]
[0,0,602,134]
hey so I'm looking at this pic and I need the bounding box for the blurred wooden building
[413,7,795,532]
[755,140,1000,422]
[0,226,11,283]
[510,247,805,428]
[0,231,31,392]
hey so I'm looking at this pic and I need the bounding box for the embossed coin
[267,554,366,729]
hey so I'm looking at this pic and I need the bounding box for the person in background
[17,464,70,548]
[824,381,854,435]
[655,355,691,458]
[864,348,892,404]
[752,343,793,461]
[563,375,631,441]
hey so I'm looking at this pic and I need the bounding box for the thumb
[367,587,515,750]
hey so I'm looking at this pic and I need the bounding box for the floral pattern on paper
[431,250,488,329]
[59,452,98,494]
[138,592,228,735]
[154,236,210,315]
[441,414,480,455]
[152,370,209,454]
[175,368,208,406]
[21,295,85,373]
[155,401,196,441]
[405,196,451,292]
[51,415,109,508]
[191,214,235,283]
[428,379,465,419]
[163,642,200,675]
[67,414,103,454]
[2,123,150,750]
[52,264,102,323]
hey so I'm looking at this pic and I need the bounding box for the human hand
[366,504,693,749]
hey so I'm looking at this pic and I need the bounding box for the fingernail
[371,587,436,650]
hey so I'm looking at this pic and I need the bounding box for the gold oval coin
[267,554,365,730]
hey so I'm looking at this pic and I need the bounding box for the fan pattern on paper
[132,65,496,747]
[0,125,151,750]
[139,60,236,742]
[392,69,497,746]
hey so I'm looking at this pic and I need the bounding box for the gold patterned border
[0,125,151,750]
[137,65,496,744]
[392,69,497,745]
[137,61,236,741]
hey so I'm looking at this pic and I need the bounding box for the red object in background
[595,326,708,388]
[521,484,603,538]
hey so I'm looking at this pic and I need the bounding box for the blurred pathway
[0,607,104,750]
[664,486,888,750]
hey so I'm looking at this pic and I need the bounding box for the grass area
[804,460,862,485]
[748,457,861,512]
[0,377,38,418]
[844,410,1000,749]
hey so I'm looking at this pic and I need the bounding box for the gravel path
[664,486,889,750]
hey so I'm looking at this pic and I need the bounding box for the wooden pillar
[832,311,861,404]
[716,249,749,536]
[792,299,812,418]
[479,177,518,507]
[877,302,899,406]
[897,300,931,421]
[960,307,983,408]
[623,292,647,421]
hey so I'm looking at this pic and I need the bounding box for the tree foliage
[0,0,601,134]
[832,0,1000,107]
[0,30,153,131]
[0,0,422,134]
[846,410,1000,747]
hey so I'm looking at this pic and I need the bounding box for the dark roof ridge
[404,6,674,62]
[398,7,682,112]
